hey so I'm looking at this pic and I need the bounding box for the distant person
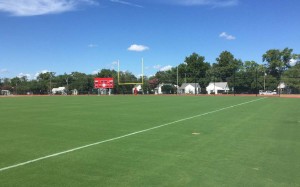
[134,88,138,95]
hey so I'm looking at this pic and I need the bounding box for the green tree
[36,72,56,94]
[69,72,91,94]
[184,52,211,88]
[118,71,138,94]
[148,77,159,92]
[10,76,31,94]
[138,76,150,94]
[155,70,174,84]
[282,63,300,93]
[97,69,117,78]
[161,85,176,94]
[262,47,295,79]
[233,61,259,93]
[212,51,242,82]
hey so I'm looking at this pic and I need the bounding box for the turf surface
[0,96,299,186]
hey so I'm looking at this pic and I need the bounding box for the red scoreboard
[94,78,114,89]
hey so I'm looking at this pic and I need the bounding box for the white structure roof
[206,82,229,94]
[179,83,200,89]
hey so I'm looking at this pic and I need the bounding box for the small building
[206,82,229,94]
[179,83,201,94]
[155,83,174,94]
[277,82,291,94]
[72,89,78,95]
[1,90,11,95]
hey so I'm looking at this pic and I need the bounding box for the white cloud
[160,65,172,71]
[18,73,31,79]
[110,0,143,8]
[0,68,8,74]
[0,0,97,16]
[110,61,119,70]
[128,44,149,52]
[34,69,50,78]
[92,69,99,75]
[88,44,98,48]
[219,32,236,40]
[153,64,161,69]
[111,61,118,65]
[289,59,298,66]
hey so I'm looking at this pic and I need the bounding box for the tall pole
[50,73,52,95]
[66,76,69,95]
[117,60,120,85]
[264,71,266,91]
[177,66,179,95]
[279,67,282,97]
[185,63,187,83]
[233,70,236,96]
[142,58,144,85]
[256,68,258,97]
[214,72,216,96]
[195,77,196,95]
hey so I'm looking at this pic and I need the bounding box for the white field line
[0,97,266,172]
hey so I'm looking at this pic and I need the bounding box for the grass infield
[0,96,299,186]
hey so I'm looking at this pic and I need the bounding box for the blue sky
[0,0,299,79]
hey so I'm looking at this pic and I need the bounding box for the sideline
[0,97,267,172]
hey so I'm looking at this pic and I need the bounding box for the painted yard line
[0,97,266,172]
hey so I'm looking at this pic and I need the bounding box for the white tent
[52,87,66,95]
[179,83,201,94]
[206,82,229,94]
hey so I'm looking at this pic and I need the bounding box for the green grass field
[0,96,299,186]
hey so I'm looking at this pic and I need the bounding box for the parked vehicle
[259,90,277,95]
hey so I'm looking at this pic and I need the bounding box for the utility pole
[195,77,196,95]
[233,70,236,96]
[177,66,179,95]
[50,74,52,95]
[256,68,258,97]
[264,71,266,91]
[65,76,69,95]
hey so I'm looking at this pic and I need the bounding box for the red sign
[94,78,114,89]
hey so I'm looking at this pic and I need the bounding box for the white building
[179,83,201,94]
[52,87,66,95]
[277,82,291,94]
[206,82,229,94]
[1,90,11,95]
[154,83,175,94]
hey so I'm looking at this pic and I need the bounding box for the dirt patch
[192,132,200,135]
[279,94,300,98]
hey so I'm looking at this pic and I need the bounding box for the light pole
[65,76,69,95]
[184,62,187,83]
[264,72,266,91]
[177,66,179,95]
[49,73,52,95]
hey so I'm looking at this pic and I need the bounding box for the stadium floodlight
[118,58,144,85]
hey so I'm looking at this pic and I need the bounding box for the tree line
[1,48,299,95]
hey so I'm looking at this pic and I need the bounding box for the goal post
[118,58,144,85]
